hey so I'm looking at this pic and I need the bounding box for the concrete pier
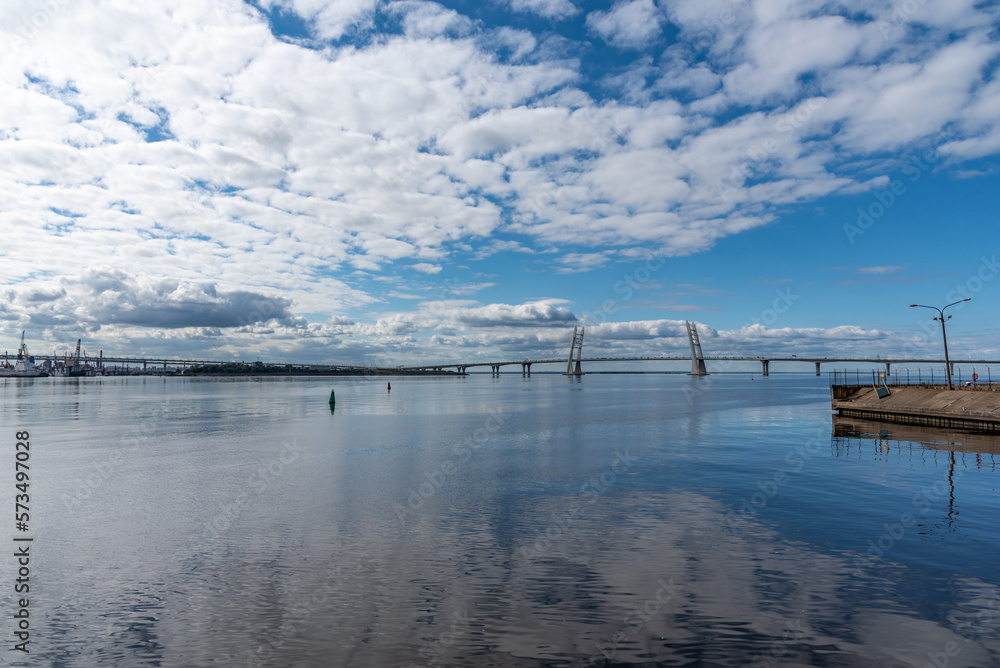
[832,415,1000,454]
[832,385,1000,432]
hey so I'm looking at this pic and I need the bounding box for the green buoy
[329,389,336,404]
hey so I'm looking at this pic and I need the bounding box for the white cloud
[388,1,476,39]
[857,265,905,275]
[718,324,889,352]
[487,27,538,61]
[470,239,538,260]
[825,34,1000,152]
[556,251,612,273]
[11,269,303,332]
[500,0,579,21]
[438,281,497,297]
[588,319,690,340]
[411,262,443,274]
[261,0,379,40]
[586,0,664,50]
[938,75,1000,159]
[722,16,865,103]
[452,299,577,327]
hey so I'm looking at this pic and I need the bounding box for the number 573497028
[15,431,30,531]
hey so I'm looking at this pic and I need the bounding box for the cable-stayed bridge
[398,355,996,377]
[11,323,1000,377]
[398,322,1000,377]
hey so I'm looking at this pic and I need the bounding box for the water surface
[2,373,999,666]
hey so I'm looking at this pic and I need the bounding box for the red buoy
[387,381,391,391]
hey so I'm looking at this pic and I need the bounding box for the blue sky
[1,0,999,366]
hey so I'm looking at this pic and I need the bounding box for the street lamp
[909,298,971,390]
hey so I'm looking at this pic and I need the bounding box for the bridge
[398,322,1000,377]
[11,323,1000,377]
[398,355,989,377]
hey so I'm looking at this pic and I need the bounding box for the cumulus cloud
[588,319,690,340]
[388,1,476,39]
[25,270,301,330]
[723,324,885,342]
[500,0,579,21]
[586,0,664,50]
[453,300,578,327]
[410,262,443,274]
[260,0,379,40]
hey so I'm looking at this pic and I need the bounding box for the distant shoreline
[181,364,460,377]
[183,371,460,376]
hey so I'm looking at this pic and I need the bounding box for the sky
[1,0,999,368]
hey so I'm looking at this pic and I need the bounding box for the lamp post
[910,298,970,390]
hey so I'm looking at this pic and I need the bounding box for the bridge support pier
[521,363,531,376]
[566,326,584,376]
[885,363,891,377]
[815,362,821,376]
[686,321,708,375]
[491,365,500,376]
[458,366,467,375]
[761,360,770,376]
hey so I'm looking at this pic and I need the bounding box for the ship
[1,332,49,378]
[48,338,94,376]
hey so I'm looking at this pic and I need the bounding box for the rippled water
[2,373,999,667]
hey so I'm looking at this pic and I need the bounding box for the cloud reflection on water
[139,489,1000,667]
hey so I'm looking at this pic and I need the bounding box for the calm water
[2,373,999,667]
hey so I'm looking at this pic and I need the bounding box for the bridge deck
[398,356,996,371]
[13,354,1000,375]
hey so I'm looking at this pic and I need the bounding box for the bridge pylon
[566,326,584,375]
[686,321,708,376]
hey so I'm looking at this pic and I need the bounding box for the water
[2,373,999,667]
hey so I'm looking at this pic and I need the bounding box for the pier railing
[830,368,998,390]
